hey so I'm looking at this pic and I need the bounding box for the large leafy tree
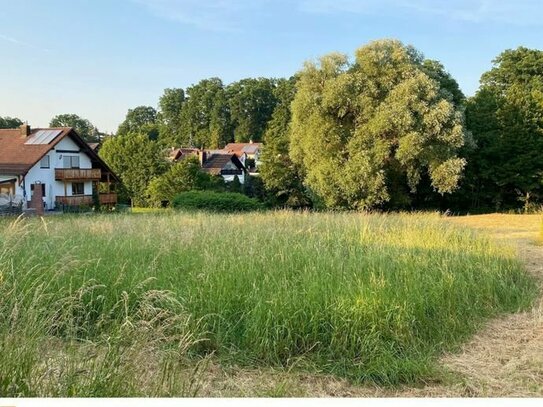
[226,78,277,142]
[157,88,185,147]
[290,40,468,210]
[179,78,231,148]
[260,77,310,207]
[117,106,159,140]
[464,47,543,211]
[0,116,23,129]
[50,113,100,143]
[99,133,165,206]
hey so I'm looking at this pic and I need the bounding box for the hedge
[172,190,262,212]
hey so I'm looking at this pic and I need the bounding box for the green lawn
[0,211,537,396]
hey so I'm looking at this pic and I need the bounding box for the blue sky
[1,0,542,132]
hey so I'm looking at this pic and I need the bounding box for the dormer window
[40,155,50,168]
[63,155,80,169]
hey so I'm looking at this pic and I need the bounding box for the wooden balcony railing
[55,193,117,207]
[98,193,117,204]
[55,168,101,181]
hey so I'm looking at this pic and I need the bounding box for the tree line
[3,39,542,212]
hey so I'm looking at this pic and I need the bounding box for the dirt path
[196,214,543,397]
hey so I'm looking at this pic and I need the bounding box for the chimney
[20,123,31,137]
[198,149,207,166]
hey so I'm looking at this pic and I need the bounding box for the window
[30,183,46,197]
[40,155,50,168]
[0,180,15,195]
[63,155,80,169]
[72,182,84,196]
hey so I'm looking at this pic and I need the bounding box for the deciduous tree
[290,40,468,209]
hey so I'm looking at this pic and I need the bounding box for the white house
[223,142,263,174]
[200,150,247,184]
[0,124,119,212]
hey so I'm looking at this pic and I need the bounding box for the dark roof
[169,147,200,161]
[202,153,245,175]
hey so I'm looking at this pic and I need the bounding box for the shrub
[172,190,262,212]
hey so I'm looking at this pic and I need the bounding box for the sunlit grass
[0,211,537,395]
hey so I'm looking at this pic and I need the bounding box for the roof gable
[0,127,120,182]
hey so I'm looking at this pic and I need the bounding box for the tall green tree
[290,40,468,210]
[226,78,277,142]
[179,78,231,148]
[260,77,310,207]
[0,116,23,129]
[464,47,543,211]
[99,133,165,206]
[117,106,159,140]
[158,88,185,146]
[50,113,100,142]
[421,60,465,107]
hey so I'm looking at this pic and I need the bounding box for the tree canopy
[177,78,231,148]
[289,40,468,210]
[260,77,310,207]
[50,113,101,143]
[0,116,23,129]
[117,106,159,140]
[227,78,277,142]
[99,133,165,206]
[157,88,185,147]
[463,46,543,210]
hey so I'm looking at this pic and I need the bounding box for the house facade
[223,142,263,173]
[200,151,247,184]
[0,124,119,212]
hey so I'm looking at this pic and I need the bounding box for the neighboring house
[0,124,120,212]
[169,147,247,184]
[199,151,247,184]
[223,142,263,173]
[167,147,200,162]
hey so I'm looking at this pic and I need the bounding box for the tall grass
[0,211,537,395]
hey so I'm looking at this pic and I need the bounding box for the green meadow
[0,212,537,396]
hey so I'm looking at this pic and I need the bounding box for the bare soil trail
[196,214,543,397]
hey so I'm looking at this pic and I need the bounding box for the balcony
[55,193,117,207]
[55,168,101,181]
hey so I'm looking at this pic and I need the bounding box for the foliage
[146,157,221,207]
[178,78,231,148]
[463,47,543,211]
[290,40,469,210]
[260,77,311,208]
[226,78,277,142]
[99,133,165,206]
[117,106,159,140]
[0,212,536,394]
[50,113,101,143]
[0,116,23,129]
[157,88,185,146]
[172,190,262,212]
[228,175,242,193]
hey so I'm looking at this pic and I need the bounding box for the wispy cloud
[300,0,543,25]
[130,0,543,31]
[0,33,51,52]
[131,0,271,31]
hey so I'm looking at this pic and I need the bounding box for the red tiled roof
[0,127,72,174]
[224,142,262,157]
[0,126,121,182]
